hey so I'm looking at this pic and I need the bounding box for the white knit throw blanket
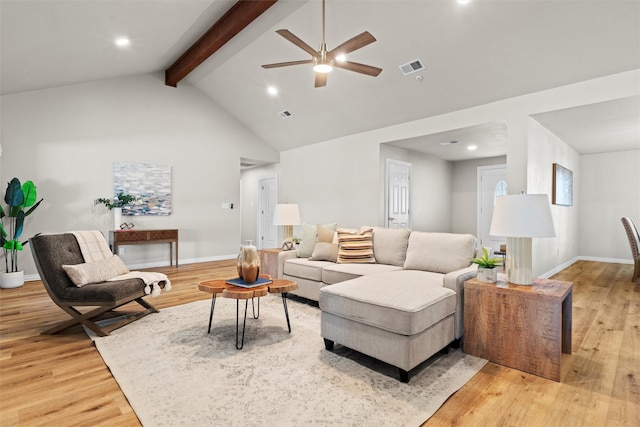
[69,230,113,262]
[68,230,171,297]
[108,271,172,297]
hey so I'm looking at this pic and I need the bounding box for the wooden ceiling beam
[165,0,278,87]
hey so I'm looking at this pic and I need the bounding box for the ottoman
[319,270,457,382]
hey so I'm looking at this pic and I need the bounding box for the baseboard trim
[539,256,633,279]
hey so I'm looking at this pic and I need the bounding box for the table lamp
[489,193,556,285]
[273,203,301,250]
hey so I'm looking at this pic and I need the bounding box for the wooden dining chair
[621,217,640,283]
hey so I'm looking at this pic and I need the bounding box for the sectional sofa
[276,225,478,382]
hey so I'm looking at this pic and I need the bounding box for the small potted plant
[0,178,44,288]
[95,191,138,230]
[471,247,502,283]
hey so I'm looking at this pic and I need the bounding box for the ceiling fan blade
[314,73,328,88]
[262,59,313,69]
[328,31,376,57]
[334,61,382,77]
[275,29,319,58]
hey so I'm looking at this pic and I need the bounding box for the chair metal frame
[621,217,640,283]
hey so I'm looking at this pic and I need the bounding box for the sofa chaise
[277,225,478,382]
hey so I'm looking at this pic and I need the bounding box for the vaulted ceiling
[2,0,639,160]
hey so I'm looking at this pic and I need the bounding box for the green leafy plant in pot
[95,191,138,230]
[471,247,502,283]
[0,178,44,288]
[94,192,138,210]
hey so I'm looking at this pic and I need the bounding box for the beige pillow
[316,224,335,243]
[372,227,411,266]
[297,222,337,258]
[337,228,375,264]
[403,232,476,273]
[309,242,339,262]
[62,255,130,287]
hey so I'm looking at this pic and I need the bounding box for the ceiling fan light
[313,63,333,73]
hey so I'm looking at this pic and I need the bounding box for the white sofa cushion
[403,232,476,274]
[372,227,410,266]
[319,270,456,336]
[283,258,333,281]
[322,263,403,285]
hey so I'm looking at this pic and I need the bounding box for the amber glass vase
[237,241,260,283]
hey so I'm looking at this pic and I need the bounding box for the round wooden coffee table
[198,277,298,349]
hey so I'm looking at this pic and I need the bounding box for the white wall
[527,118,580,276]
[579,150,640,260]
[0,73,278,276]
[278,138,381,229]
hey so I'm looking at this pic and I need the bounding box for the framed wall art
[552,163,573,206]
[114,161,172,215]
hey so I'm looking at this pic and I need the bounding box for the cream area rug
[89,297,486,427]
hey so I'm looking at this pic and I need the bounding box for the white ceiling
[1,0,639,161]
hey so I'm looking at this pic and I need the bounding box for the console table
[109,229,179,266]
[463,277,572,381]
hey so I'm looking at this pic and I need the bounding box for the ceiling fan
[261,0,382,88]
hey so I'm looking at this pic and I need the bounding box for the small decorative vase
[236,249,244,279]
[477,267,497,283]
[238,242,260,283]
[113,207,123,230]
[0,270,25,289]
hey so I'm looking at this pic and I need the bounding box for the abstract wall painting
[113,162,172,215]
[552,163,573,207]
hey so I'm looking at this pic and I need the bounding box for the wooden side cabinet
[463,277,572,382]
[259,248,284,279]
[109,229,179,266]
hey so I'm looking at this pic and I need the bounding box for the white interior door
[477,164,507,251]
[258,177,277,249]
[386,159,411,228]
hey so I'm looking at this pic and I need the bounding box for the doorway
[477,164,507,251]
[258,177,278,249]
[386,159,411,228]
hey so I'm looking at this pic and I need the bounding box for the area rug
[89,297,486,427]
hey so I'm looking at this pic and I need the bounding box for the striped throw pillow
[337,228,375,264]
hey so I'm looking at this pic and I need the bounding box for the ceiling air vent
[278,110,293,119]
[399,59,425,76]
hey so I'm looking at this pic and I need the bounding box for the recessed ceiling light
[467,145,478,151]
[457,0,471,4]
[335,54,347,62]
[267,86,278,96]
[115,37,130,47]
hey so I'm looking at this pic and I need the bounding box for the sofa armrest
[443,265,478,294]
[443,264,478,339]
[277,250,299,278]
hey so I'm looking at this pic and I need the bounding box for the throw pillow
[403,232,476,273]
[337,228,375,264]
[296,222,337,258]
[372,227,411,266]
[309,242,339,262]
[62,255,130,287]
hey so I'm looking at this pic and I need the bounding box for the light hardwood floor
[0,260,638,426]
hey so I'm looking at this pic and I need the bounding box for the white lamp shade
[273,204,301,226]
[490,194,556,238]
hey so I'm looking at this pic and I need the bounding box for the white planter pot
[477,267,497,283]
[0,270,25,288]
[113,207,123,230]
